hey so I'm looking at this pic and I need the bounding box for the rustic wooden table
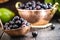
[0,22,60,40]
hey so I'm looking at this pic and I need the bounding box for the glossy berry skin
[7,27,10,30]
[9,25,13,29]
[36,5,41,10]
[20,4,25,9]
[37,1,40,5]
[48,3,52,9]
[29,7,33,10]
[15,20,22,27]
[20,18,25,22]
[43,4,49,9]
[32,31,38,37]
[25,3,29,8]
[19,1,52,10]
[15,20,21,24]
[4,25,8,29]
[5,23,10,27]
[48,5,52,9]
[26,22,30,26]
[13,16,20,21]
[22,21,27,25]
[27,2,32,7]
[21,24,26,27]
[32,1,36,8]
[4,23,10,30]
[9,21,14,25]
[39,3,43,8]
[12,25,19,29]
[51,24,55,30]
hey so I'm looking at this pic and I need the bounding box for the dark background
[0,0,59,19]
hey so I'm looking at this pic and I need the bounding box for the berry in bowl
[15,1,59,26]
[0,16,31,36]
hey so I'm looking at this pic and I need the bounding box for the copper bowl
[15,2,59,26]
[0,19,31,36]
[4,26,31,36]
[17,9,52,26]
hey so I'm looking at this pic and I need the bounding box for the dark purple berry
[26,3,29,7]
[19,1,52,10]
[29,7,33,10]
[48,3,52,9]
[5,23,9,27]
[32,31,38,37]
[37,1,40,5]
[20,18,25,22]
[13,16,20,21]
[9,21,14,25]
[4,23,9,29]
[27,2,32,7]
[7,27,10,30]
[43,4,49,9]
[4,25,8,29]
[9,25,13,29]
[26,22,30,26]
[15,20,22,26]
[36,5,41,10]
[21,24,26,27]
[15,20,21,24]
[20,4,25,9]
[40,3,44,8]
[51,24,55,30]
[22,21,27,25]
[5,26,10,30]
[13,25,19,29]
[32,1,36,8]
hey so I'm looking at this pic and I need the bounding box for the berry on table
[50,24,55,30]
[32,31,38,37]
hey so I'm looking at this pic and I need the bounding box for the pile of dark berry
[19,1,52,10]
[3,16,30,30]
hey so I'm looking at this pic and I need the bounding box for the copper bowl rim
[4,28,22,31]
[17,9,52,11]
[3,27,23,31]
[3,26,30,31]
